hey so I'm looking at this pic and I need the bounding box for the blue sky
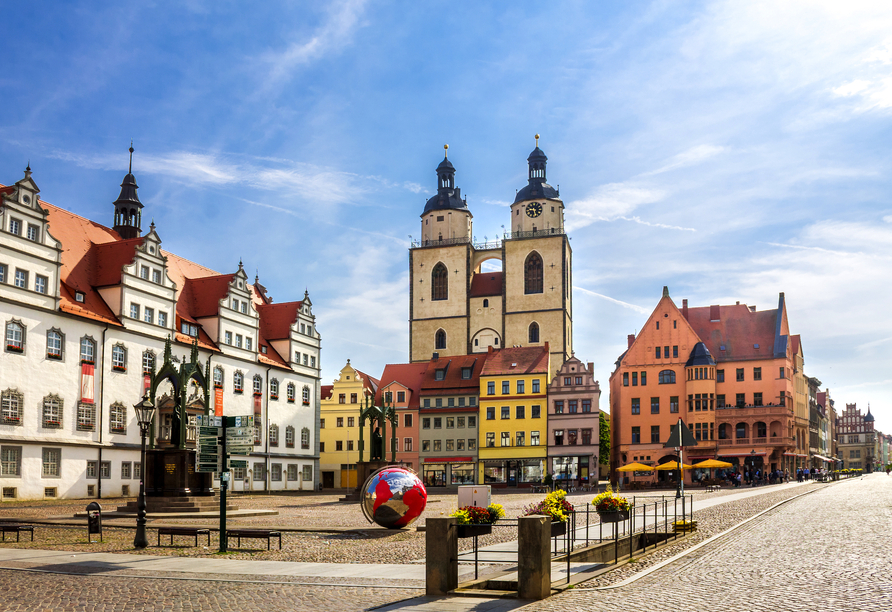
[2,1,891,434]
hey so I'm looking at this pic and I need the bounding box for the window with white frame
[42,448,61,478]
[225,331,232,345]
[77,401,96,431]
[143,351,155,376]
[235,334,242,348]
[300,427,310,449]
[1,390,23,425]
[240,301,247,314]
[271,463,282,481]
[310,356,316,368]
[253,462,265,481]
[86,461,97,478]
[302,465,312,482]
[302,385,310,405]
[134,462,141,479]
[253,375,262,395]
[5,320,24,352]
[246,337,252,350]
[130,303,140,319]
[294,351,301,363]
[100,461,111,479]
[269,424,279,447]
[35,275,47,294]
[287,383,295,402]
[287,464,298,481]
[269,379,279,399]
[144,307,154,324]
[80,337,95,363]
[9,218,21,235]
[112,344,127,371]
[233,371,243,393]
[254,421,262,445]
[283,425,293,448]
[140,266,149,279]
[158,312,167,327]
[0,264,6,283]
[121,462,131,479]
[1,446,21,476]
[109,402,127,434]
[303,354,308,366]
[42,395,63,429]
[152,269,162,284]
[14,269,27,289]
[213,366,224,388]
[46,329,63,359]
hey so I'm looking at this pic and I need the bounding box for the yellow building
[478,345,550,487]
[408,139,572,370]
[318,360,379,489]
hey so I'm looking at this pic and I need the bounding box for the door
[340,469,357,489]
[508,462,517,487]
[322,471,335,489]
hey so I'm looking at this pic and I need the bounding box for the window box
[44,421,61,428]
[3,417,21,424]
[81,359,94,365]
[253,392,262,398]
[302,400,310,406]
[214,383,223,389]
[112,365,126,372]
[270,394,278,400]
[551,521,567,537]
[47,353,62,360]
[597,510,629,523]
[110,427,127,434]
[6,345,23,353]
[288,398,295,404]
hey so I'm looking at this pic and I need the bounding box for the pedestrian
[736,472,742,487]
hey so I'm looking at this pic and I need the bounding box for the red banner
[143,374,151,393]
[215,388,224,417]
[80,363,95,404]
[253,394,262,415]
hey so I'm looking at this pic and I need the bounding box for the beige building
[837,403,877,472]
[408,139,572,374]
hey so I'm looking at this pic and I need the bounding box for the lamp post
[133,394,156,549]
[675,446,683,499]
[749,449,756,486]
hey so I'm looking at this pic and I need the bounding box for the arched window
[524,252,543,294]
[718,423,729,440]
[270,378,279,399]
[287,382,295,402]
[285,425,295,448]
[755,421,767,438]
[435,329,446,350]
[143,351,156,376]
[111,344,127,371]
[300,427,310,449]
[46,329,63,360]
[658,370,676,384]
[529,322,539,343]
[213,366,224,388]
[431,263,448,301]
[233,371,244,393]
[483,299,489,308]
[269,424,279,447]
[79,336,95,363]
[253,375,263,395]
[6,320,25,352]
[302,385,310,404]
[735,422,747,439]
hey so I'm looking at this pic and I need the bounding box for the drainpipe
[265,366,271,494]
[97,325,108,499]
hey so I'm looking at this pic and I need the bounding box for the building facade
[376,362,427,472]
[837,403,876,472]
[546,356,600,487]
[408,140,572,370]
[0,163,320,500]
[478,345,549,487]
[610,288,802,484]
[318,361,378,488]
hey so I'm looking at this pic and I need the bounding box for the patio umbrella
[692,459,733,468]
[616,462,653,472]
[655,461,692,470]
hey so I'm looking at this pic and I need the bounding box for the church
[408,137,573,374]
[0,152,321,500]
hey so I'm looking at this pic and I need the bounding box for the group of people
[715,466,825,487]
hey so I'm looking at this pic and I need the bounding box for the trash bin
[86,501,102,543]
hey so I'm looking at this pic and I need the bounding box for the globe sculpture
[360,467,428,529]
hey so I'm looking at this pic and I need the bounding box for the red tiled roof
[355,370,380,396]
[480,345,549,376]
[91,238,143,287]
[184,274,235,319]
[256,302,302,340]
[420,353,489,394]
[469,272,502,298]
[685,304,778,362]
[321,385,334,401]
[375,363,429,409]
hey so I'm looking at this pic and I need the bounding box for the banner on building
[253,393,262,415]
[80,363,95,404]
[215,388,224,417]
[143,374,151,393]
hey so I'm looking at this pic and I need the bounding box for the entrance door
[322,471,335,489]
[340,469,357,488]
[508,462,517,487]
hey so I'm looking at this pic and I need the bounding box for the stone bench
[0,524,34,542]
[226,528,282,550]
[706,485,721,493]
[157,527,211,547]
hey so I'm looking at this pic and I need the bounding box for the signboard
[228,445,253,455]
[195,463,219,473]
[226,427,252,438]
[229,459,248,468]
[199,426,221,437]
[225,436,253,446]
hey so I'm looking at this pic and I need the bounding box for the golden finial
[444,144,449,158]
[535,134,540,148]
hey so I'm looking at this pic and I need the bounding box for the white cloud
[565,182,666,231]
[640,144,725,177]
[575,286,650,315]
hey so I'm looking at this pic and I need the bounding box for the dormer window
[180,322,198,337]
[148,245,155,254]
[22,194,30,204]
[75,291,85,303]
[435,369,445,381]
[261,345,267,354]
[461,367,472,380]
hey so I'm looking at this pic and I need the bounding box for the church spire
[113,143,144,240]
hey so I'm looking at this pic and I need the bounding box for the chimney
[749,305,756,313]
[431,352,439,361]
[627,334,635,348]
[710,305,720,322]
[488,345,494,354]
[682,299,688,320]
[587,362,594,373]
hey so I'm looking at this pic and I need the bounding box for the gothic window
[270,378,279,399]
[1,389,24,425]
[213,366,224,388]
[80,337,96,363]
[269,424,279,447]
[233,371,244,393]
[143,351,156,376]
[524,252,543,294]
[529,322,539,343]
[300,427,310,449]
[111,344,127,371]
[435,329,446,350]
[109,402,127,434]
[5,320,25,353]
[253,375,263,395]
[46,329,63,360]
[284,426,295,448]
[658,370,676,384]
[302,385,310,404]
[287,383,295,402]
[42,395,63,428]
[431,263,448,301]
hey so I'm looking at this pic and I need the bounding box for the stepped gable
[684,303,778,361]
[375,362,428,407]
[420,353,487,397]
[469,272,502,298]
[480,344,549,376]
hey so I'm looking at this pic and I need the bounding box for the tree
[599,410,610,466]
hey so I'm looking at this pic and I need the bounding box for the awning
[718,452,768,457]
[812,455,832,462]
[782,452,809,457]
[423,456,473,464]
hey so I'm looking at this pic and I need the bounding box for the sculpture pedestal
[146,449,213,497]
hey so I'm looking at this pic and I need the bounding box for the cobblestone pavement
[522,474,892,612]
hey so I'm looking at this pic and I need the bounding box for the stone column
[518,515,552,600]
[425,517,457,596]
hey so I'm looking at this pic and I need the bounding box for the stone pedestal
[518,515,551,600]
[425,517,458,596]
[146,449,213,497]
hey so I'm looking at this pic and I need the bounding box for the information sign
[228,445,253,455]
[199,426,221,437]
[229,459,248,468]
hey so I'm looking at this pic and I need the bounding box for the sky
[1,1,891,433]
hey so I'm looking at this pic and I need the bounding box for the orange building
[609,288,801,485]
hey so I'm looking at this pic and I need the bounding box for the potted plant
[522,489,574,536]
[450,504,505,538]
[592,485,632,522]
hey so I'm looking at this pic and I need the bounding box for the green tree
[599,410,610,466]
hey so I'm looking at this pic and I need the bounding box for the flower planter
[457,524,493,538]
[551,521,567,537]
[673,520,697,533]
[597,510,630,523]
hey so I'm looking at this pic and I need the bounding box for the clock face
[526,202,543,218]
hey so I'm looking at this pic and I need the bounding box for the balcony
[717,436,793,447]
[503,228,566,241]
[717,404,793,418]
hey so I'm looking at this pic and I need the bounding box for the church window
[432,263,448,300]
[483,299,489,308]
[435,329,446,350]
[529,322,539,343]
[524,252,543,294]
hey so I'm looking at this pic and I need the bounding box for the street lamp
[133,394,156,549]
[749,449,756,485]
[675,446,683,499]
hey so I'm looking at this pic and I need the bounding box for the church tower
[113,144,144,240]
[408,138,573,376]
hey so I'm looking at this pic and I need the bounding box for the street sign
[229,459,248,468]
[195,463,219,473]
[197,416,222,427]
[225,436,253,446]
[232,415,254,428]
[226,427,252,438]
[197,453,219,463]
[228,445,253,455]
[199,426,221,437]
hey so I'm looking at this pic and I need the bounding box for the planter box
[551,521,567,537]
[457,524,493,538]
[598,510,630,523]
